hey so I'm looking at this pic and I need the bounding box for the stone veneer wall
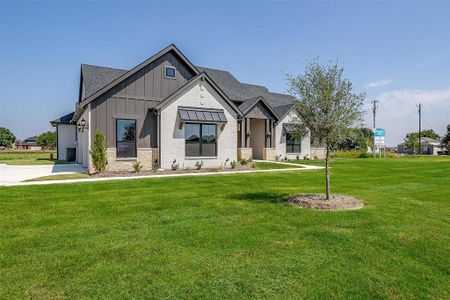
[238,148,252,160]
[262,148,276,161]
[102,148,156,172]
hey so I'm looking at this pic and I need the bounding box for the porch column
[265,119,271,147]
[240,120,245,149]
[271,120,275,148]
[245,117,251,147]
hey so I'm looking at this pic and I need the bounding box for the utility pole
[417,103,422,155]
[372,100,378,158]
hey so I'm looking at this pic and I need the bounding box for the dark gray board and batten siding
[89,52,196,148]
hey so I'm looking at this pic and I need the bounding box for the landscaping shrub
[89,129,107,172]
[171,159,179,171]
[230,160,237,169]
[194,161,204,170]
[132,161,143,172]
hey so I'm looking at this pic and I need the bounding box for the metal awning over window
[178,107,227,123]
[283,123,301,132]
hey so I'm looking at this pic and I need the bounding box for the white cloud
[366,87,450,145]
[376,87,450,117]
[366,80,391,88]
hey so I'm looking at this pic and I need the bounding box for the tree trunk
[325,145,330,200]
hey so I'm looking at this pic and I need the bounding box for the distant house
[397,137,444,155]
[15,136,42,150]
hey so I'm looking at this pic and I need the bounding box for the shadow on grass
[232,192,287,204]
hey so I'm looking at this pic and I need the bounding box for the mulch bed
[90,165,253,178]
[287,194,364,211]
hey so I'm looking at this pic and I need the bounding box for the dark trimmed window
[286,133,301,153]
[165,66,176,78]
[185,123,217,157]
[116,119,136,158]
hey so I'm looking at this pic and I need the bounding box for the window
[185,123,217,157]
[286,133,301,153]
[165,66,176,78]
[116,119,136,158]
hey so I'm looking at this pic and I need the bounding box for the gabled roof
[196,66,295,118]
[238,96,279,120]
[81,65,127,99]
[71,46,296,122]
[73,44,200,121]
[155,72,241,116]
[50,112,75,126]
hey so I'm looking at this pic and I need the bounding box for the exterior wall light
[78,118,89,132]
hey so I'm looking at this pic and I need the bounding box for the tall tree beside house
[404,129,440,153]
[37,131,56,149]
[90,129,108,173]
[287,61,365,200]
[0,127,16,148]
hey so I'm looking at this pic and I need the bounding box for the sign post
[373,128,385,158]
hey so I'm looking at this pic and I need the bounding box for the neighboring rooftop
[50,112,75,125]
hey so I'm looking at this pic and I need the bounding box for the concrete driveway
[0,164,86,185]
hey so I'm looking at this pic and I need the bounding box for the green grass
[1,157,449,299]
[0,150,68,165]
[24,173,90,182]
[253,161,303,169]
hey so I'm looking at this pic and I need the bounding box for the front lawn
[0,150,68,165]
[1,157,449,298]
[24,173,90,182]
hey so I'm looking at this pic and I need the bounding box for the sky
[1,0,449,146]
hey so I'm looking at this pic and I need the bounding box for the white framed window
[164,66,176,79]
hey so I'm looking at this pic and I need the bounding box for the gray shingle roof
[197,66,294,118]
[51,112,75,125]
[80,64,294,118]
[81,64,127,99]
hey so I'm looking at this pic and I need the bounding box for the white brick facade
[159,82,238,169]
[275,110,311,160]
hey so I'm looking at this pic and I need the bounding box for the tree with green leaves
[0,127,16,148]
[89,129,108,173]
[287,61,365,200]
[337,127,372,150]
[37,131,56,149]
[404,129,440,153]
[440,124,450,150]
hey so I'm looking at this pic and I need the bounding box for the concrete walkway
[2,160,323,187]
[252,159,324,169]
[0,164,86,186]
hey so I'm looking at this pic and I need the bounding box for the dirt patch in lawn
[287,194,364,211]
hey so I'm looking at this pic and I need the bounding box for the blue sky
[1,0,449,145]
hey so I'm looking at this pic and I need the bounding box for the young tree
[0,127,16,148]
[287,61,365,200]
[37,131,56,149]
[89,129,108,173]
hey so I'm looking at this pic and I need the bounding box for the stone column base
[262,148,276,161]
[237,148,252,160]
